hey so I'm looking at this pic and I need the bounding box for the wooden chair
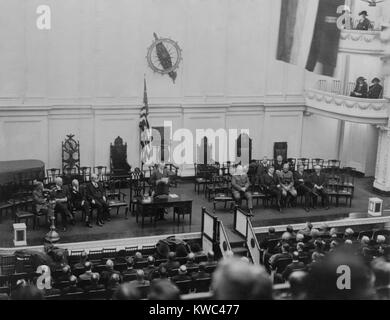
[106,179,129,219]
[165,163,179,187]
[79,167,91,183]
[110,136,131,177]
[192,277,212,293]
[11,200,36,229]
[45,168,61,187]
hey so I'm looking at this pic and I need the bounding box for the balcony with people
[305,78,389,124]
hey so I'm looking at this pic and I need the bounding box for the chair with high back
[310,158,324,172]
[110,136,131,178]
[45,168,61,187]
[93,166,108,184]
[62,134,80,178]
[79,167,91,183]
[106,179,129,219]
[212,177,234,211]
[129,170,145,215]
[297,158,310,171]
[165,163,179,187]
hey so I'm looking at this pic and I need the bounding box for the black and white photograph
[1,0,390,305]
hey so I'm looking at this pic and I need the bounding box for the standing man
[231,165,254,216]
[87,173,109,226]
[69,179,93,228]
[150,162,170,196]
[261,166,282,212]
[310,165,329,210]
[294,165,312,212]
[51,177,75,231]
[279,163,297,207]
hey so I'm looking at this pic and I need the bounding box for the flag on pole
[139,78,152,165]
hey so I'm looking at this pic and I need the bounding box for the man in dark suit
[143,256,157,281]
[51,177,75,231]
[160,252,180,272]
[231,165,253,216]
[294,164,312,212]
[269,243,292,269]
[171,265,191,283]
[70,179,92,228]
[368,78,383,99]
[61,275,84,295]
[86,173,109,225]
[101,259,121,287]
[122,257,138,281]
[274,155,285,175]
[191,264,210,281]
[310,165,329,209]
[282,252,305,281]
[260,227,279,254]
[78,262,95,283]
[261,166,282,212]
[150,163,170,220]
[83,273,105,292]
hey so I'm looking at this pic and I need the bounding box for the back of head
[282,243,290,253]
[187,252,195,262]
[371,257,390,288]
[292,251,299,261]
[296,233,304,243]
[310,228,320,238]
[149,279,180,300]
[113,283,141,300]
[147,256,155,266]
[126,257,134,268]
[268,227,275,234]
[345,228,354,237]
[281,232,291,242]
[377,235,386,244]
[190,242,201,254]
[361,236,370,245]
[288,271,308,300]
[212,257,272,300]
[178,265,187,275]
[134,252,143,260]
[91,272,100,284]
[136,269,145,280]
[12,285,44,300]
[106,259,114,270]
[84,261,92,271]
[307,246,374,300]
[286,225,294,234]
[69,275,77,285]
[168,251,176,261]
[207,251,215,261]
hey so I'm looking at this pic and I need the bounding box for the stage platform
[0,177,389,251]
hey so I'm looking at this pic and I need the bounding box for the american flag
[139,78,152,164]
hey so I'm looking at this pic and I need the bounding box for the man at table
[150,162,170,220]
[231,165,253,216]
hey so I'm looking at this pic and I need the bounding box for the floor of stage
[0,177,389,248]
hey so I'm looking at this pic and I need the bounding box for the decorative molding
[305,89,389,123]
[339,30,383,55]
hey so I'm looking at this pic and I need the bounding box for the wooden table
[136,194,193,228]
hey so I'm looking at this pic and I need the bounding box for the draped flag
[276,0,344,77]
[139,78,152,165]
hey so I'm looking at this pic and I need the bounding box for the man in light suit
[231,165,253,216]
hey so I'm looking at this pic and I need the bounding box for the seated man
[231,165,253,216]
[50,177,75,231]
[279,163,297,207]
[150,163,170,220]
[310,165,329,210]
[150,163,170,196]
[274,155,285,176]
[171,265,191,283]
[86,173,109,225]
[293,164,312,212]
[261,166,282,212]
[32,181,54,224]
[255,157,270,185]
[69,179,92,228]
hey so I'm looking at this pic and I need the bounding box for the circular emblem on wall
[147,32,182,83]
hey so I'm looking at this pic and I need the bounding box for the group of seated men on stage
[32,174,110,231]
[32,163,174,230]
[231,156,329,214]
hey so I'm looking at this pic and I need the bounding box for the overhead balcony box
[339,30,383,56]
[305,88,389,124]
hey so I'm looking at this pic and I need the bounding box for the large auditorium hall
[1,0,390,307]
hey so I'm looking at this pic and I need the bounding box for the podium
[368,197,383,217]
[13,223,27,246]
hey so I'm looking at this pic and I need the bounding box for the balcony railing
[316,79,384,98]
[339,29,383,55]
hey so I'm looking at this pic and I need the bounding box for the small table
[136,194,193,228]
